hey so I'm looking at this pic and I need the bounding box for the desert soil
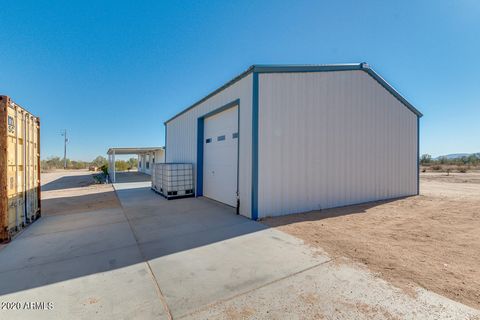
[41,170,119,216]
[263,172,480,310]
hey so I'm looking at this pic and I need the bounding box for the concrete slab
[18,207,125,239]
[113,182,330,318]
[2,171,477,319]
[112,178,480,319]
[184,261,480,320]
[0,220,136,273]
[146,226,329,318]
[0,248,168,320]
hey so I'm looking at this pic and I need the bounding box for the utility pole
[61,129,68,169]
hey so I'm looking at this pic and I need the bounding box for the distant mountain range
[435,153,480,160]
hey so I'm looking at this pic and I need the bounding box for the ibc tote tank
[0,96,41,242]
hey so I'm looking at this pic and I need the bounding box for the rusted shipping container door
[1,96,41,241]
[7,105,25,231]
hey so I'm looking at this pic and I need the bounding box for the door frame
[196,99,240,204]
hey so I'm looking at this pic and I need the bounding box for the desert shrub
[457,166,468,173]
[432,165,442,171]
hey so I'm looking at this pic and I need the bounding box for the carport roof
[107,147,164,155]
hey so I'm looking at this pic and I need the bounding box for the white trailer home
[164,63,422,220]
[107,147,165,182]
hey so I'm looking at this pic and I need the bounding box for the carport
[107,147,164,183]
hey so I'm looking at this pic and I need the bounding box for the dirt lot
[41,170,119,216]
[264,172,480,310]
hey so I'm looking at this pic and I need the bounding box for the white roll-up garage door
[203,106,238,207]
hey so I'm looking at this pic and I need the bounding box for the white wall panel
[258,71,418,218]
[166,74,253,217]
[154,150,165,163]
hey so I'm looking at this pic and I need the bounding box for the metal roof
[107,147,164,155]
[164,63,422,124]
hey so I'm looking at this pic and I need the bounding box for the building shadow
[262,197,409,228]
[113,171,151,183]
[0,171,401,297]
[41,173,96,191]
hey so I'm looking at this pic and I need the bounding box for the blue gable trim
[165,63,422,125]
[165,68,253,124]
[252,63,422,118]
[362,66,423,117]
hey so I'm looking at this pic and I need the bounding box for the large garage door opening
[203,105,238,207]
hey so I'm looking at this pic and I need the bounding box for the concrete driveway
[0,171,477,319]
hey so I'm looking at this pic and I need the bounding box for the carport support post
[112,149,116,183]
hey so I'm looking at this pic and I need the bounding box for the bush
[457,166,468,173]
[432,165,442,171]
[115,160,130,171]
[100,164,108,175]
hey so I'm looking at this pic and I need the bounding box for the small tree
[115,160,130,171]
[91,156,108,167]
[127,157,138,170]
[467,154,479,166]
[420,154,432,165]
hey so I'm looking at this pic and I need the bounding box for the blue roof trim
[165,63,422,124]
[252,63,363,73]
[165,66,254,124]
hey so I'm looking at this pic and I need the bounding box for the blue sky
[1,0,479,160]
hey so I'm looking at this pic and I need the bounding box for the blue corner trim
[251,72,259,221]
[417,116,420,195]
[164,123,168,162]
[196,118,204,196]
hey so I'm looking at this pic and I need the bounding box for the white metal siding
[166,74,253,218]
[258,71,418,218]
[154,150,165,163]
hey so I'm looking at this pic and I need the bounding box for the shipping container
[0,95,41,242]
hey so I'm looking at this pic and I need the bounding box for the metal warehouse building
[164,63,422,220]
